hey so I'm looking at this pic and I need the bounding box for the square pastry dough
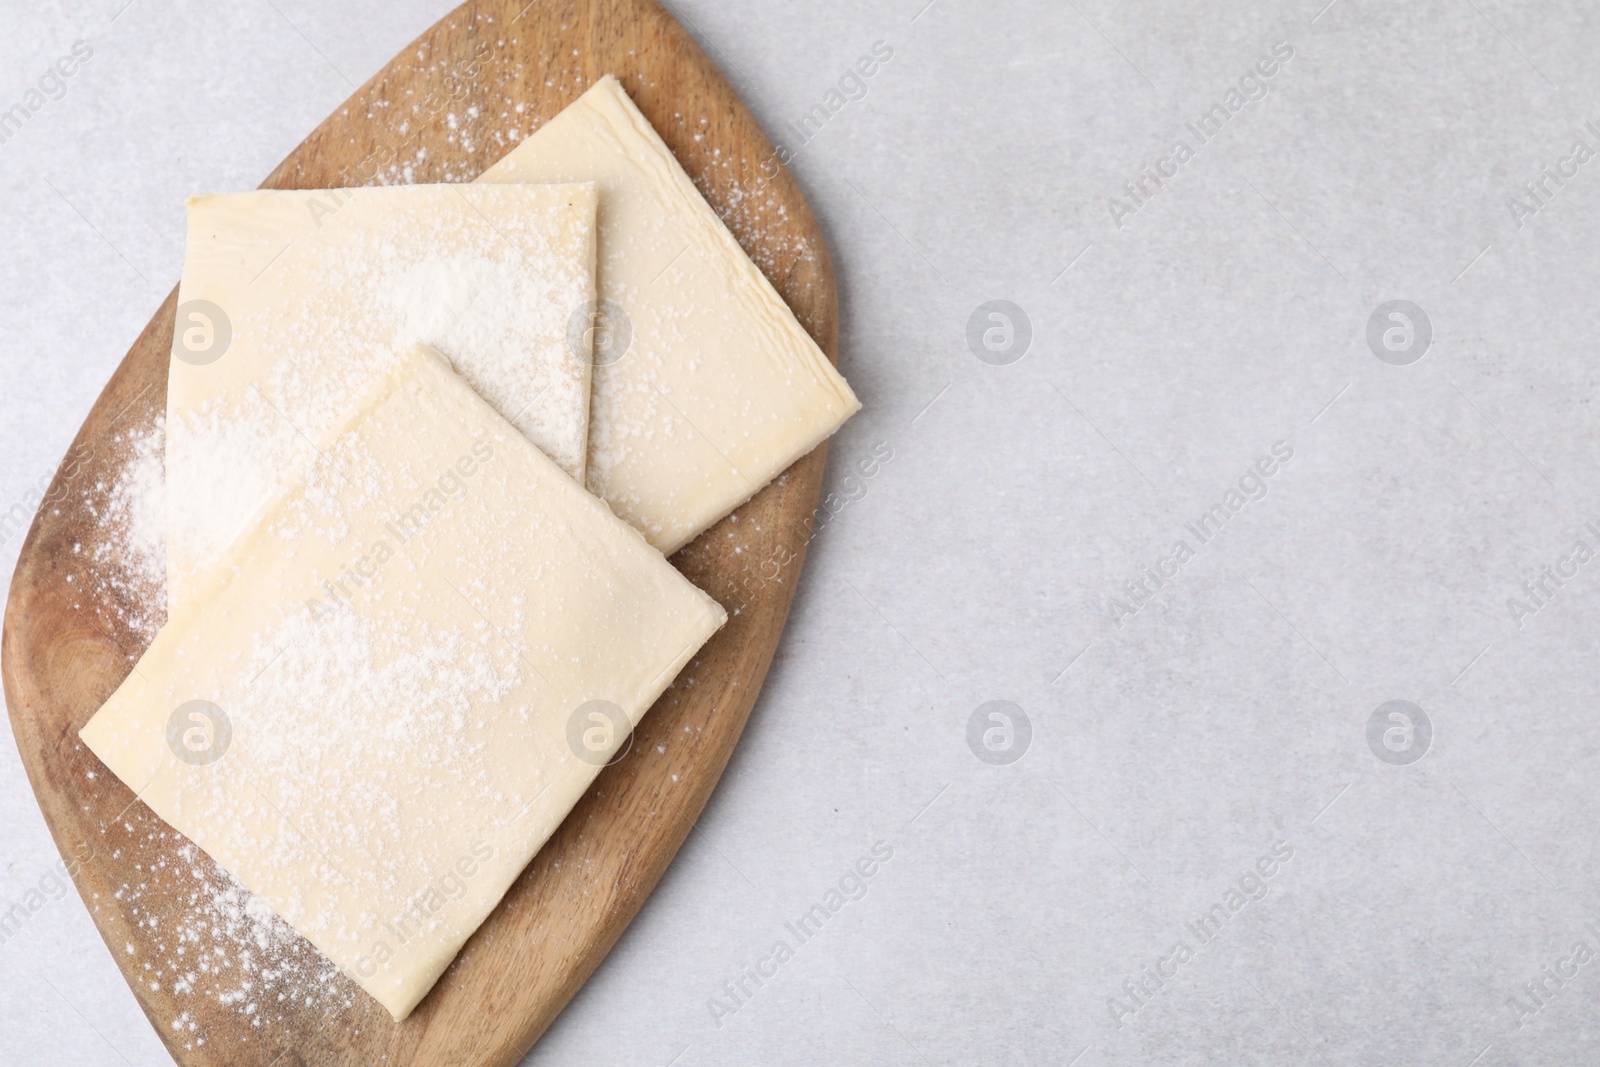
[166,184,598,612]
[83,344,726,1020]
[480,76,861,554]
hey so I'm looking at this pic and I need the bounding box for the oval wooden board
[2,2,836,1063]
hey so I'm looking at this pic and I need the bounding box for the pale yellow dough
[83,344,726,1020]
[480,75,861,554]
[166,184,598,613]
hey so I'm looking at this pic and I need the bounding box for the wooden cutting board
[1,1,837,1063]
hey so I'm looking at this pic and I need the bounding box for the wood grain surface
[1,1,837,1063]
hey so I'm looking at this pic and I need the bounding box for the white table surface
[5,0,1600,1063]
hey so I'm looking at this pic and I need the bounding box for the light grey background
[4,0,1600,1063]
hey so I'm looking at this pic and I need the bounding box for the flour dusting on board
[77,417,167,641]
[113,837,352,1043]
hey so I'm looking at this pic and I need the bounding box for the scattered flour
[77,416,166,642]
[112,836,352,1047]
[378,250,589,479]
